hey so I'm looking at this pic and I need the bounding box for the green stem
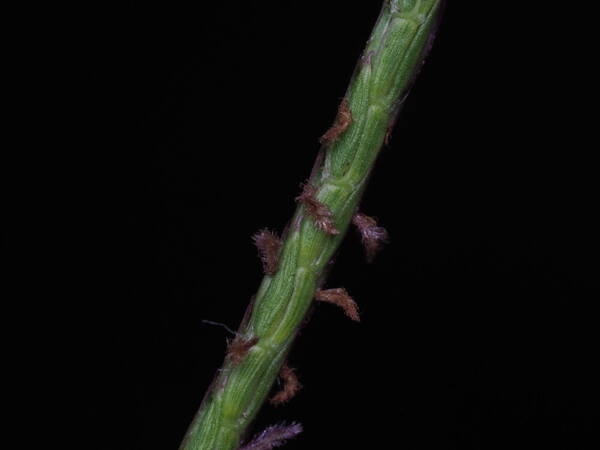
[179,1,444,449]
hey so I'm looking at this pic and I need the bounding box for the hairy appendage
[352,212,389,262]
[315,288,360,322]
[270,363,302,406]
[296,184,339,235]
[227,336,259,366]
[239,422,303,450]
[320,98,352,146]
[253,229,283,275]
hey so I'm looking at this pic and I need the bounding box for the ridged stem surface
[179,1,444,449]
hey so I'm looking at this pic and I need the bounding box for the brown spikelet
[270,363,302,406]
[319,98,352,145]
[352,212,389,263]
[295,183,339,235]
[253,229,282,275]
[227,335,259,366]
[315,288,360,322]
[239,422,303,450]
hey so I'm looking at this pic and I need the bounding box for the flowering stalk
[179,1,444,449]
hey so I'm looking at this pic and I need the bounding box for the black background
[72,1,596,449]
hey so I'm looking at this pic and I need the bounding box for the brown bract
[319,98,352,146]
[227,336,259,366]
[270,363,302,406]
[253,229,282,275]
[315,288,360,322]
[352,212,389,263]
[295,183,339,235]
